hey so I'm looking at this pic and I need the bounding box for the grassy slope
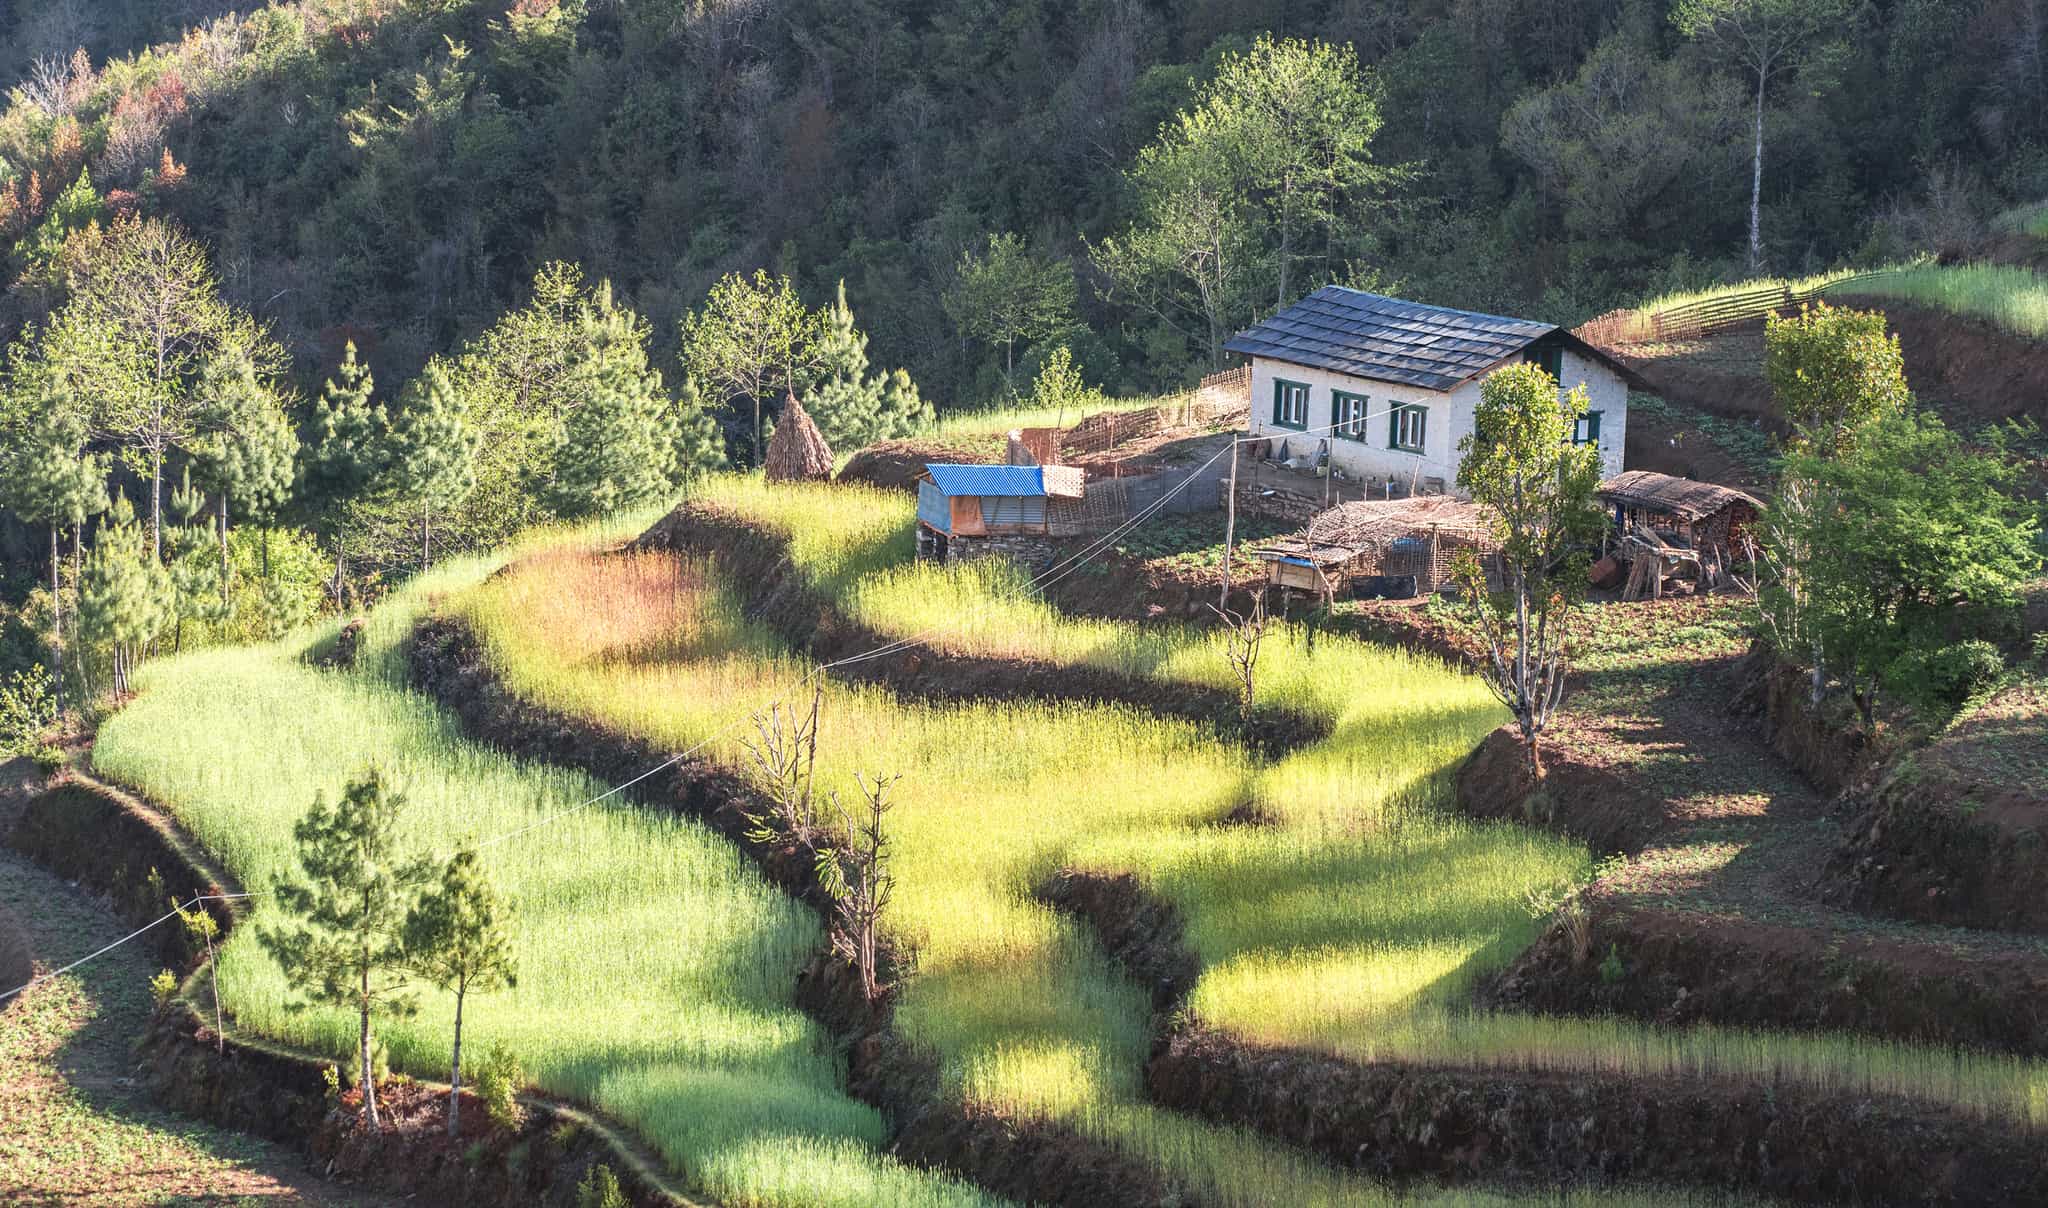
[0,843,390,1206]
[89,522,1002,1208]
[1827,264,2048,339]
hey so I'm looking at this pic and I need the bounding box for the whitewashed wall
[1245,349,1627,493]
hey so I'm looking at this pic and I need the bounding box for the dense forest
[0,0,2041,404]
[0,0,2043,685]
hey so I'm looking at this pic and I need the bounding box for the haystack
[765,393,833,482]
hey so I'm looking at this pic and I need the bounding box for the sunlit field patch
[91,528,1004,1208]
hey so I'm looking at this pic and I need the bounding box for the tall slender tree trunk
[49,525,64,715]
[1748,73,1765,273]
[218,495,230,610]
[150,449,165,564]
[421,510,432,573]
[448,982,466,1136]
[752,396,764,468]
[359,965,378,1129]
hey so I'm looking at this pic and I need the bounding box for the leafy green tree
[669,379,729,492]
[191,355,298,588]
[1764,302,1911,454]
[298,344,390,599]
[77,493,172,697]
[944,233,1077,391]
[2,395,107,709]
[260,769,432,1131]
[679,270,825,467]
[1758,302,1912,700]
[403,847,516,1136]
[1096,36,1387,367]
[802,281,931,451]
[1764,410,2040,723]
[54,214,276,559]
[385,361,477,570]
[1673,0,1852,271]
[1027,345,1099,428]
[1453,363,1605,782]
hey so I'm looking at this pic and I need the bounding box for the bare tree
[1208,593,1270,725]
[815,773,898,1003]
[741,685,823,849]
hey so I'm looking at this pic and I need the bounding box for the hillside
[2,0,2045,405]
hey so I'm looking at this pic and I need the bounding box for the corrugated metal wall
[917,480,952,534]
[983,495,1046,530]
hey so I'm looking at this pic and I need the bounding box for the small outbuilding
[1252,495,1501,601]
[915,463,1086,563]
[1597,470,1762,596]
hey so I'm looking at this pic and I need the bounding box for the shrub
[1598,943,1626,984]
[1891,640,2006,714]
[149,968,178,1008]
[0,666,56,757]
[30,744,64,775]
[473,1041,526,1132]
[577,1163,628,1208]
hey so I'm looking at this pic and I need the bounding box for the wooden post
[1220,437,1240,610]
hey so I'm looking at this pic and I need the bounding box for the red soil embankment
[8,771,694,1208]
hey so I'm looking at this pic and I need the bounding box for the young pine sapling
[259,769,432,1129]
[403,846,517,1136]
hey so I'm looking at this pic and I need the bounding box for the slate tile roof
[1223,286,1558,392]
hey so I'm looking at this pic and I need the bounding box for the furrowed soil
[0,760,396,1208]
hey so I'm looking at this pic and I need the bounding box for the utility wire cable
[0,892,255,1005]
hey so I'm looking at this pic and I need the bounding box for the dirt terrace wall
[7,772,697,1208]
[1149,1026,2048,1207]
[1455,727,1664,856]
[0,900,29,1012]
[1041,846,2048,1205]
[1829,765,2048,936]
[406,615,1186,1208]
[635,503,1326,758]
[1482,902,2048,1057]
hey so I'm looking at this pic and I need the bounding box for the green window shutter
[1273,381,1285,426]
[1586,411,1602,445]
[1388,406,1400,449]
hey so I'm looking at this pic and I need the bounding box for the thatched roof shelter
[1598,471,1762,523]
[765,393,833,482]
[1253,496,1502,597]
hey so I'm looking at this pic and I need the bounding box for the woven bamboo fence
[1578,269,1905,348]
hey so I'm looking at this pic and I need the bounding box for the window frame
[1573,409,1604,448]
[1524,341,1564,384]
[1271,377,1310,431]
[1388,402,1427,454]
[1331,390,1369,441]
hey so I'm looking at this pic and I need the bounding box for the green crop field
[1825,263,2048,340]
[89,524,1006,1208]
[445,480,2048,1202]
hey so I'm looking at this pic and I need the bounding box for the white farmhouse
[1224,287,1635,493]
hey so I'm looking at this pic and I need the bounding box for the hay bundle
[765,393,833,482]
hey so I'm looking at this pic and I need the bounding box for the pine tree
[403,847,516,1137]
[547,362,677,519]
[801,281,931,451]
[670,378,728,491]
[260,769,432,1131]
[77,493,172,697]
[166,468,229,652]
[386,360,477,570]
[192,354,298,589]
[299,344,389,599]
[1,394,108,711]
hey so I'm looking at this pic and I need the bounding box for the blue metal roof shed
[918,464,1050,537]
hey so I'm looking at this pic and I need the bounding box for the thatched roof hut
[1252,496,1502,598]
[765,393,833,482]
